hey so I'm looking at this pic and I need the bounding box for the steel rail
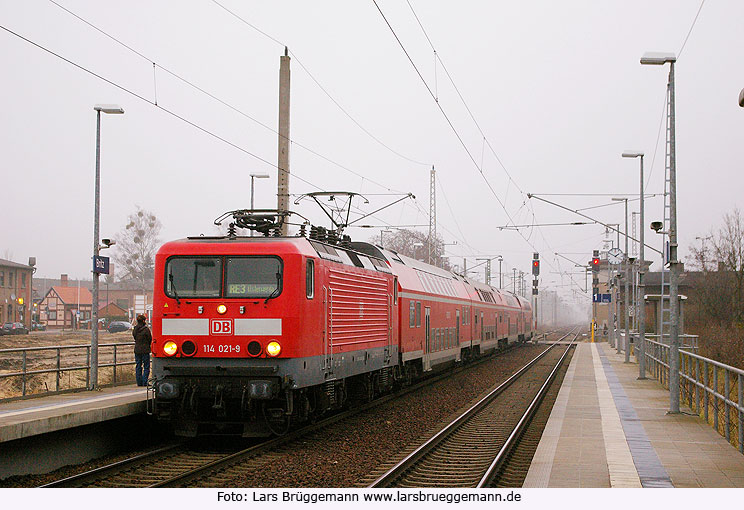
[368,328,577,488]
[477,334,576,487]
[38,336,545,488]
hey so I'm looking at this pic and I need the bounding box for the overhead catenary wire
[209,0,431,168]
[46,0,408,196]
[387,1,589,294]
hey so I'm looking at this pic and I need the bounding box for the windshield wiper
[264,272,283,304]
[168,274,181,305]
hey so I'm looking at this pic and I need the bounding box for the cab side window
[306,259,315,299]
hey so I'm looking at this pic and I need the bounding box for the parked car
[2,322,29,335]
[108,321,133,333]
[31,322,47,331]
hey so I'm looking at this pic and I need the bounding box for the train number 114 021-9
[203,344,241,354]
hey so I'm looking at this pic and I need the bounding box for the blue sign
[93,255,110,274]
[593,293,612,303]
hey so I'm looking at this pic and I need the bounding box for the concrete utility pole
[277,47,291,235]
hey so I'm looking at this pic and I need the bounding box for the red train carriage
[150,230,534,437]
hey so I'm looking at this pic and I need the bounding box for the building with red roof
[38,274,93,329]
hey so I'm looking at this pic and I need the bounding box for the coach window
[409,302,416,327]
[393,277,398,305]
[306,259,315,299]
[416,302,422,327]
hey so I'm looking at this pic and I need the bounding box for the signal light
[532,260,540,276]
[591,257,600,273]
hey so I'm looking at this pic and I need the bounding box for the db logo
[210,319,233,335]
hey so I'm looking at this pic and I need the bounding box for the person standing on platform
[132,314,152,387]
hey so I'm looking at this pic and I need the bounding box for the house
[38,274,93,329]
[33,275,154,323]
[0,258,35,329]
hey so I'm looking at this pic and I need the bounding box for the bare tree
[113,207,162,290]
[689,208,744,325]
[688,208,744,368]
[373,229,451,270]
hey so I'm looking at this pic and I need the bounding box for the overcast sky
[2,1,742,306]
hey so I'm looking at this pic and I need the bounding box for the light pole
[497,256,503,289]
[642,51,679,411]
[380,229,393,247]
[91,104,124,390]
[250,173,270,210]
[623,152,645,372]
[612,197,630,357]
[250,173,270,237]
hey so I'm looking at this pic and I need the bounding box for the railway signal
[591,249,600,274]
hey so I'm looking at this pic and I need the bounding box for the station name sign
[93,255,110,274]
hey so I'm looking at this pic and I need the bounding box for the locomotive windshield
[164,256,283,299]
[165,257,222,297]
[225,257,282,298]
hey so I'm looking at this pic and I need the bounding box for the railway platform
[0,385,148,479]
[524,342,744,487]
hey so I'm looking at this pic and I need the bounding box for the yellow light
[216,304,227,314]
[18,297,24,305]
[266,341,282,357]
[163,341,178,356]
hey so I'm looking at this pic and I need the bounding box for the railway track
[40,338,561,488]
[367,330,577,488]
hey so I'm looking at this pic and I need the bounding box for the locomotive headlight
[216,304,227,315]
[266,341,282,357]
[163,341,178,357]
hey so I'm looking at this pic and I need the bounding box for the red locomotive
[150,210,533,437]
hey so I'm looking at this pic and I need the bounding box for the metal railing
[613,330,743,453]
[638,335,744,454]
[0,342,138,402]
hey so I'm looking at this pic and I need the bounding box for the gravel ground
[199,344,549,488]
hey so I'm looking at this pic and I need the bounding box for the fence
[0,342,138,403]
[622,332,744,454]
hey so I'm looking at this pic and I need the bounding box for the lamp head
[622,151,644,158]
[94,104,124,114]
[640,52,676,65]
[650,221,663,233]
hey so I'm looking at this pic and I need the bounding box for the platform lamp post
[622,151,645,373]
[91,104,124,391]
[497,256,503,289]
[641,51,679,411]
[612,198,630,359]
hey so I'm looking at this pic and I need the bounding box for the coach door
[424,307,431,371]
[480,312,485,343]
[456,309,460,348]
[323,275,333,374]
